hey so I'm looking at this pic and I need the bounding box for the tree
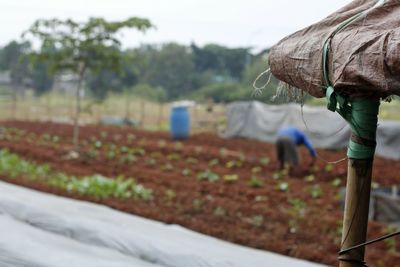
[136,43,196,99]
[191,43,250,81]
[23,17,153,152]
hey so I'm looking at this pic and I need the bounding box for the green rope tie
[346,99,379,159]
[322,0,385,159]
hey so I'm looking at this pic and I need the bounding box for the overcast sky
[0,0,351,51]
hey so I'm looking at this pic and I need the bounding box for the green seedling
[192,199,203,211]
[52,135,60,143]
[208,158,219,167]
[244,215,264,227]
[167,153,181,161]
[186,157,198,164]
[324,163,334,173]
[226,160,242,169]
[181,168,191,176]
[219,147,228,158]
[145,158,157,166]
[174,141,183,150]
[277,181,289,192]
[287,198,306,233]
[197,170,220,182]
[248,176,264,188]
[259,157,270,166]
[100,131,108,139]
[254,195,267,202]
[94,140,102,149]
[306,184,323,198]
[251,166,262,174]
[158,139,167,148]
[163,189,176,203]
[127,133,136,142]
[304,174,315,182]
[213,206,226,217]
[161,163,174,172]
[223,174,239,182]
[331,178,342,187]
[120,146,129,153]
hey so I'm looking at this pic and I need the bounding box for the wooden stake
[339,158,373,267]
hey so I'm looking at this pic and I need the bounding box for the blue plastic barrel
[170,106,190,140]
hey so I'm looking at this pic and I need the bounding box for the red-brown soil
[0,120,399,267]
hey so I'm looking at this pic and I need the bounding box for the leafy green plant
[287,198,306,233]
[223,174,239,182]
[243,215,264,227]
[248,176,263,188]
[208,158,219,167]
[0,149,153,201]
[158,139,167,148]
[226,160,242,169]
[192,199,203,211]
[181,168,191,176]
[382,225,399,254]
[161,163,174,172]
[331,178,342,187]
[254,195,267,202]
[324,163,334,173]
[259,157,270,166]
[145,158,157,166]
[251,166,262,174]
[173,141,183,151]
[304,174,315,182]
[219,147,228,158]
[186,157,198,164]
[163,189,176,204]
[100,131,108,139]
[197,169,220,182]
[120,146,129,154]
[213,206,226,217]
[167,153,181,161]
[277,181,289,192]
[126,133,136,143]
[306,184,323,198]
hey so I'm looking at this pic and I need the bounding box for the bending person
[276,127,316,170]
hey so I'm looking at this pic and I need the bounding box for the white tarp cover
[0,182,325,267]
[223,101,400,159]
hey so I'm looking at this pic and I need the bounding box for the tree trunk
[11,87,17,120]
[46,93,52,121]
[72,67,85,152]
[157,102,163,130]
[140,99,145,128]
[125,96,131,120]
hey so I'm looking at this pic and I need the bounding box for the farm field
[0,120,399,266]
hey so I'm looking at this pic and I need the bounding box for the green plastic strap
[346,99,380,159]
[322,0,386,110]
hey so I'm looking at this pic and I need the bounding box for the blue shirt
[277,127,317,157]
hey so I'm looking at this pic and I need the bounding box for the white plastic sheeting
[223,101,400,159]
[0,182,325,267]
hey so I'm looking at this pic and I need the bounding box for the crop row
[0,149,153,201]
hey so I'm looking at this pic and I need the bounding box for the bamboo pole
[339,159,373,267]
[338,99,380,267]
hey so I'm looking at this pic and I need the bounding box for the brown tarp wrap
[269,0,400,99]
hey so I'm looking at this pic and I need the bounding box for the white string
[252,68,271,97]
